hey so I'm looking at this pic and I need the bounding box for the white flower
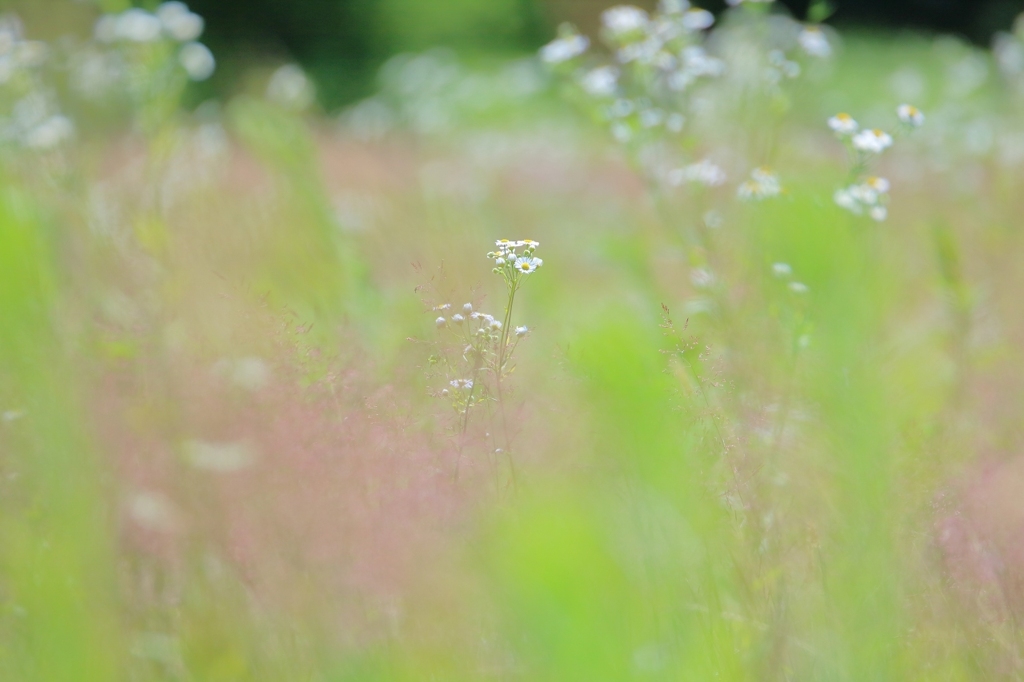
[852,128,893,154]
[515,257,543,274]
[799,26,832,57]
[602,6,650,38]
[94,15,119,43]
[495,239,517,253]
[639,108,664,128]
[452,313,465,324]
[179,42,215,81]
[833,188,861,213]
[157,2,204,42]
[738,167,781,200]
[116,9,163,43]
[681,46,726,77]
[789,282,809,294]
[897,103,924,127]
[541,32,589,64]
[518,239,540,249]
[834,178,890,218]
[23,115,73,150]
[659,0,691,12]
[435,303,452,311]
[682,9,715,30]
[864,176,890,193]
[580,66,619,98]
[668,159,726,187]
[450,379,474,391]
[828,112,858,136]
[463,303,473,313]
[267,64,316,111]
[772,262,792,277]
[435,316,447,328]
[489,319,503,331]
[515,326,529,337]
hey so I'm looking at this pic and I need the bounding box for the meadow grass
[2,4,1024,680]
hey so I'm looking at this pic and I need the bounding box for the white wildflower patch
[580,66,620,98]
[852,128,893,154]
[602,6,651,42]
[738,167,781,201]
[541,26,589,65]
[668,159,726,187]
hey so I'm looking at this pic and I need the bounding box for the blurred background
[3,0,1024,108]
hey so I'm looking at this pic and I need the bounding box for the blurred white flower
[994,32,1024,75]
[267,64,316,111]
[22,115,73,150]
[798,26,831,57]
[94,14,119,43]
[738,167,781,200]
[157,2,204,42]
[659,0,691,13]
[436,316,447,327]
[897,103,924,127]
[772,262,792,277]
[639,107,665,127]
[834,177,890,219]
[515,325,530,336]
[788,282,809,294]
[116,9,163,43]
[668,159,726,187]
[828,112,858,136]
[682,9,714,31]
[452,313,465,324]
[852,128,893,154]
[179,42,215,81]
[601,6,650,41]
[541,30,589,64]
[580,65,619,97]
[450,379,474,391]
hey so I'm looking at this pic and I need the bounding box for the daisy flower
[828,112,858,136]
[852,128,893,154]
[515,256,543,274]
[897,103,925,127]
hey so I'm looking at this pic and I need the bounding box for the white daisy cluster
[834,177,890,222]
[488,239,544,280]
[540,24,590,66]
[737,167,782,201]
[828,105,923,221]
[94,2,215,82]
[667,159,727,187]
